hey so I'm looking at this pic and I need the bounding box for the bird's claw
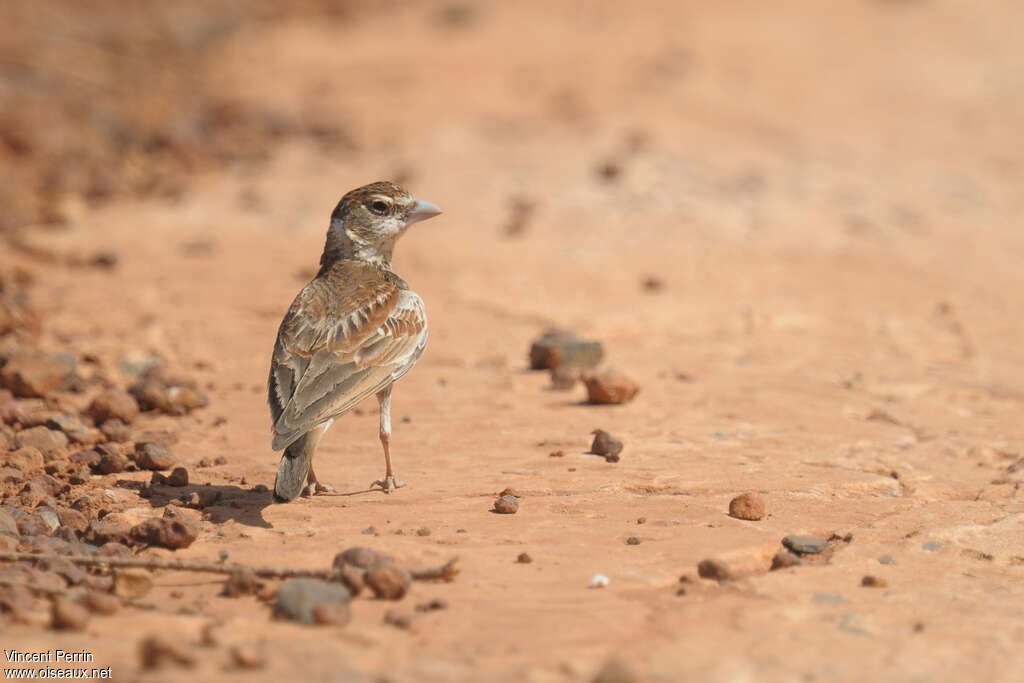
[371,476,405,494]
[301,482,336,497]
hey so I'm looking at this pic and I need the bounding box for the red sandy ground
[3,1,1023,681]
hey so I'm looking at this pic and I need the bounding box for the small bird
[268,181,441,502]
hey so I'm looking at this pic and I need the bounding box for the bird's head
[323,181,442,267]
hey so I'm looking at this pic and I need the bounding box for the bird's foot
[371,475,405,494]
[301,482,337,497]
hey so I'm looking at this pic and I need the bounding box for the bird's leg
[371,384,405,493]
[299,423,335,497]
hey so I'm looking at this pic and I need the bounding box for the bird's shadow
[114,479,275,528]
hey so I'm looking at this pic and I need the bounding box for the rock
[51,598,89,630]
[134,442,176,470]
[229,644,267,669]
[782,535,828,555]
[114,569,153,599]
[728,493,765,521]
[499,487,521,498]
[186,489,221,509]
[415,598,449,612]
[589,573,610,588]
[131,379,209,416]
[333,547,390,570]
[7,446,43,472]
[592,658,640,683]
[99,419,131,442]
[0,466,23,483]
[361,525,377,535]
[138,634,195,669]
[625,536,641,545]
[15,426,69,456]
[130,517,198,549]
[415,526,431,537]
[383,609,412,629]
[82,592,120,615]
[86,389,139,424]
[311,602,352,627]
[529,331,604,370]
[83,521,133,547]
[97,449,129,474]
[0,507,19,537]
[770,551,803,570]
[589,429,623,461]
[37,508,60,534]
[365,563,412,600]
[167,467,189,487]
[517,552,533,564]
[549,366,580,390]
[45,415,102,446]
[582,370,640,405]
[861,575,888,588]
[0,352,75,398]
[697,558,732,581]
[222,569,260,597]
[274,578,351,625]
[493,495,519,514]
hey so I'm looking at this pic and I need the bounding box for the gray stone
[812,593,848,605]
[274,578,351,625]
[878,554,895,565]
[921,541,943,552]
[528,331,603,370]
[782,534,828,554]
[15,426,69,456]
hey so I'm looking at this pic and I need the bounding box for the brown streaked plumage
[268,181,441,502]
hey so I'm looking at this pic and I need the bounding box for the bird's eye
[369,199,390,215]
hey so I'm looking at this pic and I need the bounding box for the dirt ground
[3,1,1024,681]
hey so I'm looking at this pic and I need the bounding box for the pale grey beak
[405,199,443,226]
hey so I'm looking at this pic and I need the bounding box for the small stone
[365,564,412,600]
[15,426,69,457]
[37,508,60,533]
[625,536,641,545]
[130,517,198,549]
[361,526,377,535]
[589,573,610,588]
[82,592,119,615]
[274,578,351,625]
[83,520,133,547]
[517,552,533,564]
[770,551,803,570]
[582,370,640,405]
[213,455,228,465]
[86,389,139,424]
[549,366,579,390]
[311,602,351,627]
[0,352,76,398]
[728,493,765,521]
[782,535,828,555]
[697,558,732,581]
[415,598,448,612]
[416,526,431,537]
[229,644,267,669]
[549,450,565,457]
[592,658,640,683]
[222,569,260,597]
[134,442,176,470]
[138,634,195,669]
[51,598,89,631]
[861,575,888,588]
[878,555,895,565]
[7,446,43,472]
[97,450,129,474]
[379,610,411,630]
[636,517,647,525]
[333,546,388,570]
[0,507,19,536]
[167,467,189,487]
[529,331,604,370]
[589,430,623,461]
[114,569,153,599]
[811,593,847,605]
[493,495,519,514]
[921,541,943,552]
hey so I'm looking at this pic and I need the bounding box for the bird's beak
[405,199,443,227]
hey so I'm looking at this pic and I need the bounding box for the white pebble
[589,573,609,589]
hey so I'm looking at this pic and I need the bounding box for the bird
[267,181,441,502]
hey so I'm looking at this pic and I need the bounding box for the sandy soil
[3,1,1024,681]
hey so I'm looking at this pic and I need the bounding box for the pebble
[589,430,623,462]
[186,489,221,509]
[697,558,732,581]
[921,541,943,552]
[529,331,604,370]
[0,507,19,536]
[129,517,198,549]
[415,598,449,612]
[782,535,828,555]
[811,593,848,605]
[7,446,43,472]
[728,493,765,521]
[582,370,640,405]
[274,578,351,625]
[383,609,412,630]
[82,592,119,615]
[37,508,60,533]
[861,575,888,588]
[311,602,351,627]
[625,536,641,545]
[878,554,895,565]
[86,389,140,424]
[167,467,189,487]
[222,568,259,597]
[493,495,519,514]
[0,352,76,398]
[416,526,431,537]
[517,552,533,564]
[365,564,412,600]
[138,634,195,669]
[589,573,610,589]
[114,569,153,599]
[97,450,129,474]
[51,598,89,631]
[361,526,377,535]
[229,644,267,669]
[15,426,69,457]
[134,442,176,470]
[99,419,131,442]
[592,658,640,683]
[333,546,388,569]
[770,551,803,570]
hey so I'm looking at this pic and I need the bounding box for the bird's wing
[268,272,427,451]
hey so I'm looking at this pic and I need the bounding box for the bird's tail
[273,429,321,503]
